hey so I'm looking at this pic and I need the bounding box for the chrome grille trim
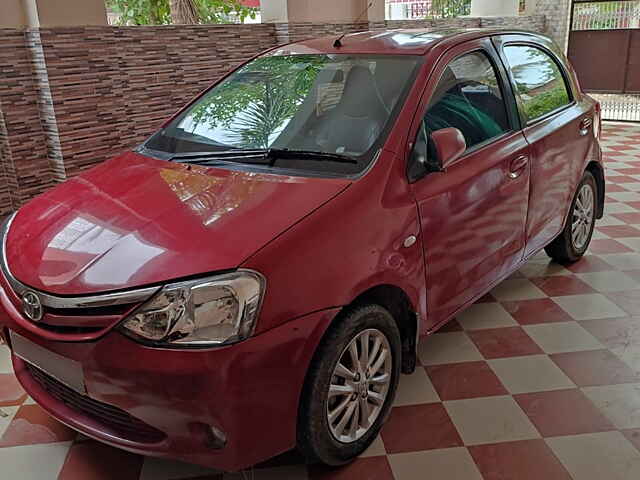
[1,213,159,309]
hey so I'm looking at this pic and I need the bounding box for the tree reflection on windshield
[185,56,327,149]
[145,53,420,176]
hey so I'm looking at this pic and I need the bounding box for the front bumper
[1,286,337,471]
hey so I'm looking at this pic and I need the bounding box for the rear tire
[545,171,597,263]
[297,304,401,466]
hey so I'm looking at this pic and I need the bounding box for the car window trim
[499,41,577,127]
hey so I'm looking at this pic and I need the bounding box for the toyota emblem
[22,291,43,321]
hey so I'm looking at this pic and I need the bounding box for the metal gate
[568,0,640,121]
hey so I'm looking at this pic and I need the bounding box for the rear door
[407,38,531,330]
[493,34,596,256]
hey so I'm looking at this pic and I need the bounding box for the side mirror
[431,128,466,170]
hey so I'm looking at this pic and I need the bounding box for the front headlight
[119,270,265,347]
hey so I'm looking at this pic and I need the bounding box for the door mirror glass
[431,127,467,169]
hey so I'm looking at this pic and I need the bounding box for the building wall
[0,16,547,214]
[535,0,572,51]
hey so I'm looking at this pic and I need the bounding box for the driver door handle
[509,155,529,179]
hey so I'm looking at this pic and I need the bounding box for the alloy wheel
[572,183,595,251]
[326,329,392,443]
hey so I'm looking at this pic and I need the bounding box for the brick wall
[38,24,276,179]
[0,16,547,214]
[0,29,55,212]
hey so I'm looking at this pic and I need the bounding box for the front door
[408,40,531,330]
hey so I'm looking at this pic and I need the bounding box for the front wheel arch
[348,285,418,374]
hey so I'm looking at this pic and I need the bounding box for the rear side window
[424,51,510,150]
[503,45,571,122]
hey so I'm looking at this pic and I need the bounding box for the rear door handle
[580,117,593,136]
[509,155,529,179]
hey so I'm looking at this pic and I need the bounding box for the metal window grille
[572,1,640,30]
[386,0,471,20]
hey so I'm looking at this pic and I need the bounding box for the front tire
[297,304,401,466]
[545,171,597,263]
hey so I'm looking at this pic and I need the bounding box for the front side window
[408,51,510,180]
[424,51,510,150]
[503,45,571,122]
[145,54,420,176]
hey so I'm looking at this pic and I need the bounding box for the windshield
[145,53,421,176]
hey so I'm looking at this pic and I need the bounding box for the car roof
[274,28,546,56]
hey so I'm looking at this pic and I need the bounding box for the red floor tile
[580,317,640,349]
[381,404,462,454]
[468,327,543,359]
[606,290,640,315]
[609,145,636,152]
[57,440,145,480]
[608,175,637,184]
[623,429,640,453]
[615,168,640,175]
[469,439,572,480]
[425,362,508,401]
[613,212,640,224]
[514,389,615,437]
[588,238,634,254]
[598,225,640,238]
[309,456,394,480]
[530,276,596,296]
[0,404,76,447]
[564,255,615,273]
[550,349,640,387]
[605,184,630,193]
[501,299,574,325]
[0,373,27,407]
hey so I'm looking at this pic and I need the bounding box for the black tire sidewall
[297,305,401,466]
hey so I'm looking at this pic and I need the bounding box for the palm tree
[170,0,200,24]
[231,83,297,149]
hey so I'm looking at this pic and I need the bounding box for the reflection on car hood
[5,152,350,295]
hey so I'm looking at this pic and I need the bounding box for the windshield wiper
[169,148,358,166]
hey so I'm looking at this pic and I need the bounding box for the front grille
[33,324,104,335]
[26,363,165,444]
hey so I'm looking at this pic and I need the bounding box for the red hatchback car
[0,28,603,471]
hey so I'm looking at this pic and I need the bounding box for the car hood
[5,152,350,295]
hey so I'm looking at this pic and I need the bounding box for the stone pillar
[0,0,108,28]
[261,0,384,23]
[534,0,572,52]
[471,0,519,17]
[523,0,538,16]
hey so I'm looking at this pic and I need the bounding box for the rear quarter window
[503,45,571,122]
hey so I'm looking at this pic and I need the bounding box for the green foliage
[522,85,570,120]
[106,0,257,25]
[188,55,327,149]
[428,0,471,18]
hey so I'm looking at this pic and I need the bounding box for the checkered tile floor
[2,122,640,479]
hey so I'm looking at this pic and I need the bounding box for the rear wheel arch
[586,161,605,219]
